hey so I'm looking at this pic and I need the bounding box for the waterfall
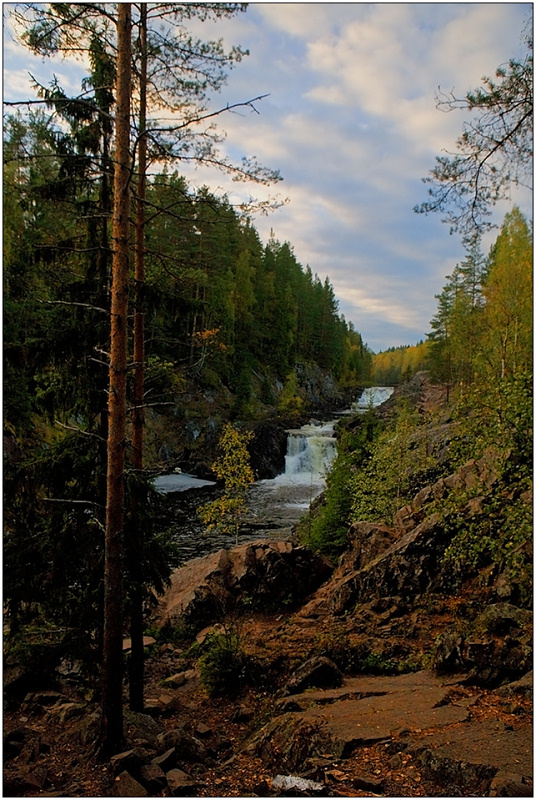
[283,422,337,482]
[250,420,337,525]
[156,386,396,559]
[353,386,394,410]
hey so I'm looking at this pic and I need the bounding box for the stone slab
[412,719,533,779]
[300,684,470,753]
[289,670,450,707]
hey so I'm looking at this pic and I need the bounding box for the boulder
[475,603,532,635]
[160,670,196,689]
[69,710,101,747]
[432,621,532,687]
[433,632,466,673]
[158,728,210,763]
[152,692,187,716]
[155,540,333,630]
[139,763,167,793]
[466,634,532,688]
[489,772,532,797]
[165,768,198,797]
[46,702,86,724]
[123,710,163,749]
[3,765,48,795]
[195,722,212,739]
[3,727,48,762]
[496,671,533,698]
[284,656,342,695]
[152,748,178,772]
[110,748,150,778]
[245,713,333,771]
[113,770,148,797]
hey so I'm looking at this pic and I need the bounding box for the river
[155,386,393,562]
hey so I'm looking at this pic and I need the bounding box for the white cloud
[339,285,427,330]
[3,2,530,351]
[257,3,356,40]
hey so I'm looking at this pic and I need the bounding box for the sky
[3,2,532,353]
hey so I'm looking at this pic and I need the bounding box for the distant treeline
[372,207,532,388]
[372,342,429,385]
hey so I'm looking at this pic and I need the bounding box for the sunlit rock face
[154,540,333,631]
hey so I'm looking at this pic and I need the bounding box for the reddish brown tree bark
[129,2,147,713]
[100,1,131,758]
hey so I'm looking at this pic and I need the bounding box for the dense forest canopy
[372,341,429,385]
[426,208,533,386]
[3,137,371,436]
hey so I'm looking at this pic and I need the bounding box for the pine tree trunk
[100,1,131,758]
[129,2,147,713]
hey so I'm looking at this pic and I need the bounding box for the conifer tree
[480,207,533,380]
[416,24,532,239]
[101,1,131,757]
[129,1,148,715]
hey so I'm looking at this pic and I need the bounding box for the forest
[3,1,533,787]
[4,2,372,757]
[372,207,532,387]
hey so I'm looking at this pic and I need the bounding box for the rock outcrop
[248,420,288,479]
[301,442,532,620]
[244,671,532,794]
[155,540,333,631]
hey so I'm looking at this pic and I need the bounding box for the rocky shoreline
[3,375,532,797]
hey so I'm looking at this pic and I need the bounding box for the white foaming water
[159,386,396,558]
[283,422,337,483]
[248,387,395,533]
[353,386,394,410]
[153,473,216,494]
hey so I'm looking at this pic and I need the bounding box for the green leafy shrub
[438,373,533,599]
[198,632,249,697]
[5,623,73,686]
[313,626,421,675]
[349,399,436,526]
[198,424,254,545]
[277,371,305,417]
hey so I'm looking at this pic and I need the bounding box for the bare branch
[43,497,105,509]
[55,421,107,442]
[38,300,109,315]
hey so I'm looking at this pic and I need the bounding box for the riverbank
[4,374,531,797]
[153,387,393,562]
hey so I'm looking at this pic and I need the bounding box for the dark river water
[154,387,394,562]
